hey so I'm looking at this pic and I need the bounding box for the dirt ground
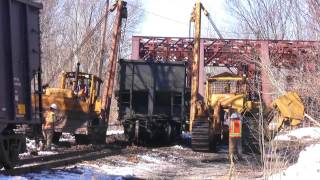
[8,130,264,179]
[79,141,263,180]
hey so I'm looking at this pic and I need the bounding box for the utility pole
[189,0,201,131]
[101,0,127,125]
[98,0,110,78]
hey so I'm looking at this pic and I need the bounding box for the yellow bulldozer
[38,63,106,144]
[189,0,306,152]
[191,72,254,151]
[191,71,305,151]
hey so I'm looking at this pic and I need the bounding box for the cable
[46,7,115,85]
[119,18,128,59]
[126,1,257,36]
[126,2,188,26]
[46,1,258,85]
[205,11,224,39]
[189,21,192,39]
[46,1,130,85]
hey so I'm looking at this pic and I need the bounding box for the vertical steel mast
[101,0,127,124]
[189,0,202,131]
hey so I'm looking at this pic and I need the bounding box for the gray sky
[135,0,234,38]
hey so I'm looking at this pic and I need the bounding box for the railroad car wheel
[52,132,62,144]
[20,137,27,153]
[97,134,106,144]
[92,132,106,144]
[133,120,149,145]
[0,136,22,169]
[1,148,17,169]
[123,121,135,143]
[164,123,172,144]
[134,120,140,145]
[75,134,90,144]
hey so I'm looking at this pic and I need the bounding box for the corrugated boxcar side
[119,60,186,91]
[118,59,186,117]
[0,0,41,123]
[153,64,186,91]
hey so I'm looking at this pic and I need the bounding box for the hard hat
[50,104,57,110]
[230,112,240,119]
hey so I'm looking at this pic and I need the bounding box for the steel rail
[1,147,121,175]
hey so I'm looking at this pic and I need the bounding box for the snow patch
[38,151,58,155]
[60,132,75,142]
[269,143,320,180]
[82,159,159,177]
[0,167,125,180]
[138,154,163,164]
[26,138,37,151]
[80,152,174,178]
[173,145,184,150]
[274,127,320,141]
[85,163,137,177]
[19,152,30,158]
[19,138,43,158]
[107,130,124,135]
[19,150,58,159]
[19,138,58,158]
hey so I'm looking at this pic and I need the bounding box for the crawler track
[191,118,210,152]
[1,146,121,175]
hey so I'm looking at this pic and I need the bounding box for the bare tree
[226,0,311,40]
[40,0,143,86]
[225,1,320,178]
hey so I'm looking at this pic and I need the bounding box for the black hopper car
[0,0,42,169]
[117,59,189,144]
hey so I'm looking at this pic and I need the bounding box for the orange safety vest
[229,119,242,138]
[44,111,56,130]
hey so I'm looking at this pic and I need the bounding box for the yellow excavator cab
[57,72,103,105]
[206,73,250,113]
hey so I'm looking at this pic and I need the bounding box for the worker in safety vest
[43,104,57,150]
[228,109,242,161]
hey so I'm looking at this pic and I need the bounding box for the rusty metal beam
[259,42,273,107]
[131,36,140,60]
[131,36,320,106]
[131,36,320,73]
[132,36,320,64]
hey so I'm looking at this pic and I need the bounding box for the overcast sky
[134,0,234,38]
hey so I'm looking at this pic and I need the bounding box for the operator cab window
[209,80,242,94]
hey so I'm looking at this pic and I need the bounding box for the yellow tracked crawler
[35,63,106,144]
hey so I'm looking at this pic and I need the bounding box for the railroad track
[1,146,122,175]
